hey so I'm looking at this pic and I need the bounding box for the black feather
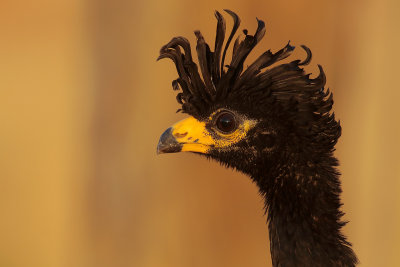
[158,10,358,267]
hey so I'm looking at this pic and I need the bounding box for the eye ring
[215,111,237,134]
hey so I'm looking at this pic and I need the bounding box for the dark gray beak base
[157,127,183,154]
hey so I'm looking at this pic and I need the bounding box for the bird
[156,10,358,267]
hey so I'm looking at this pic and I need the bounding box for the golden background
[1,0,399,266]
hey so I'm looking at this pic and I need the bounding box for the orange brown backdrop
[1,0,399,266]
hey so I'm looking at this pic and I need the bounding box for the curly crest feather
[158,9,340,153]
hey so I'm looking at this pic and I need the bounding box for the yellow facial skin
[163,111,257,154]
[170,117,212,153]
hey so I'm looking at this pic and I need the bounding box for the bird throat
[252,157,357,267]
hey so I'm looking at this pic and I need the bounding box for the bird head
[157,10,340,177]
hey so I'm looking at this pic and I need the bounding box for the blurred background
[1,0,399,266]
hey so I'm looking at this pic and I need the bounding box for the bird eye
[215,112,237,133]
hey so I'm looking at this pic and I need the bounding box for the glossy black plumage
[158,10,358,266]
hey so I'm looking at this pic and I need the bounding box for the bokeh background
[1,0,399,266]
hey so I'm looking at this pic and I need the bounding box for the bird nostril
[174,132,188,138]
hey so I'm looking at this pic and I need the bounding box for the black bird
[157,10,358,267]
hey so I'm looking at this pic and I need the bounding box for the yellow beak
[157,116,215,154]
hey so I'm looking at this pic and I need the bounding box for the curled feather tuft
[158,10,339,149]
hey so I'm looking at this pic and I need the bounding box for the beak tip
[157,127,182,154]
[156,143,167,155]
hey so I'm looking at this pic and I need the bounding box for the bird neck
[252,155,357,267]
